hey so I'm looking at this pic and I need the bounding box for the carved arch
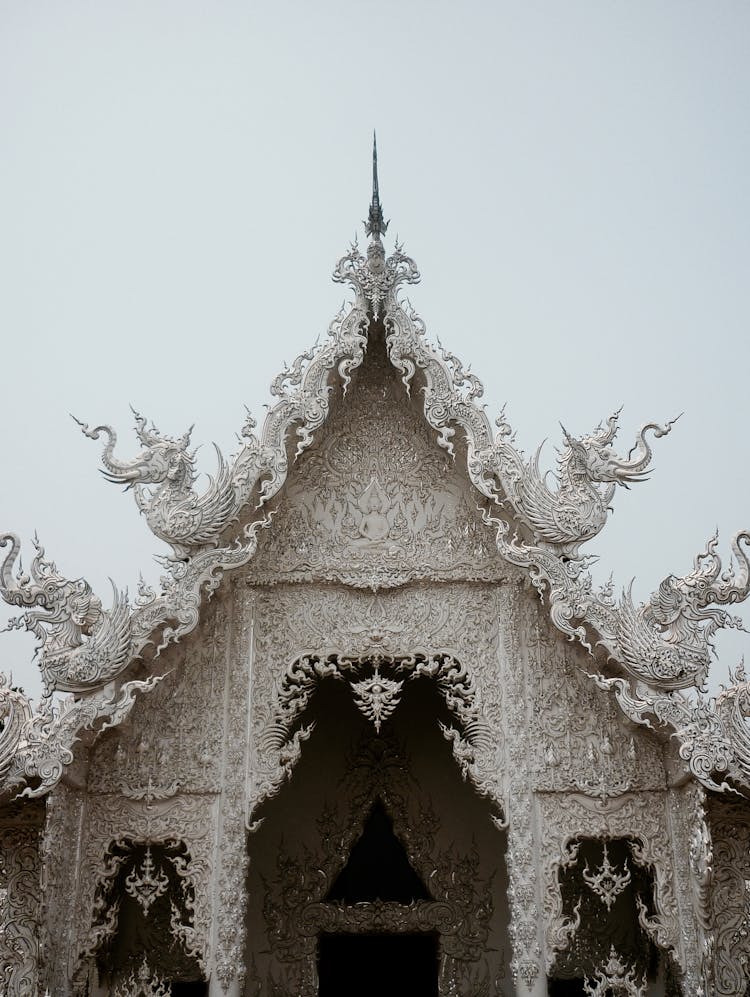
[538,794,680,980]
[251,651,505,828]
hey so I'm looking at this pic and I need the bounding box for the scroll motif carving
[39,783,84,993]
[706,795,750,995]
[267,652,493,798]
[583,946,646,997]
[581,841,632,910]
[82,835,203,991]
[486,409,676,559]
[499,594,543,992]
[74,407,271,561]
[72,792,214,982]
[214,594,252,993]
[250,337,510,589]
[0,816,42,997]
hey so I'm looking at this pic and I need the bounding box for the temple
[3,144,750,996]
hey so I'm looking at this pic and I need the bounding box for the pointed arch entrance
[244,666,513,996]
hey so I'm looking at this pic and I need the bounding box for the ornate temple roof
[2,144,750,801]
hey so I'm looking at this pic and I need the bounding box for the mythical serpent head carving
[0,533,132,695]
[487,410,678,558]
[614,532,750,691]
[75,408,269,560]
[76,407,196,490]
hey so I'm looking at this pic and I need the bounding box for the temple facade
[3,154,750,996]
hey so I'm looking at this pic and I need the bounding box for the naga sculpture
[605,531,750,692]
[0,533,132,695]
[74,408,269,560]
[485,409,678,558]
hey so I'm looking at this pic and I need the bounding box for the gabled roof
[2,155,750,800]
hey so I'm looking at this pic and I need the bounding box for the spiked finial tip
[365,131,389,240]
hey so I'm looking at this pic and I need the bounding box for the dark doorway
[318,932,439,997]
[326,799,431,904]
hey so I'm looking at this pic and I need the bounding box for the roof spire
[365,131,389,240]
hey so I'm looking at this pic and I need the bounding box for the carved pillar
[0,800,44,997]
[666,782,710,994]
[210,589,253,994]
[706,794,750,996]
[40,782,84,994]
[500,586,546,994]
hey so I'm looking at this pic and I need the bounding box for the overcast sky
[1,2,749,702]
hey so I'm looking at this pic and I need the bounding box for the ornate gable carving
[250,334,512,589]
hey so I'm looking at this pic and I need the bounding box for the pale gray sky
[2,1,749,702]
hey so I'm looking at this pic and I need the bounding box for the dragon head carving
[0,534,132,695]
[614,532,750,691]
[559,411,679,488]
[487,409,678,557]
[75,408,271,558]
[74,408,196,492]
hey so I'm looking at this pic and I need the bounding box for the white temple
[2,143,750,996]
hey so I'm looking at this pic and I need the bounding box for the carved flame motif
[583,945,646,996]
[581,841,632,911]
[112,957,171,997]
[124,845,169,915]
[349,666,403,733]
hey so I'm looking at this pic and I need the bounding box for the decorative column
[500,586,547,996]
[209,589,253,996]
[666,782,711,994]
[705,794,750,996]
[0,799,45,997]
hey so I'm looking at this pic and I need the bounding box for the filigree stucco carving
[487,408,677,559]
[538,792,679,973]
[666,783,711,994]
[522,602,665,797]
[39,783,84,993]
[499,587,544,992]
[251,337,510,589]
[706,794,750,995]
[72,791,215,983]
[74,407,271,561]
[88,602,226,796]
[83,835,203,986]
[267,652,494,797]
[0,810,42,997]
[245,583,505,821]
[1,164,750,994]
[213,593,252,994]
[2,211,750,800]
[583,946,646,997]
[0,533,132,695]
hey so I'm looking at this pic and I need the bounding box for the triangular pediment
[250,329,514,589]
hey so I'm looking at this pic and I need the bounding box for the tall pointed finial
[365,131,389,240]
